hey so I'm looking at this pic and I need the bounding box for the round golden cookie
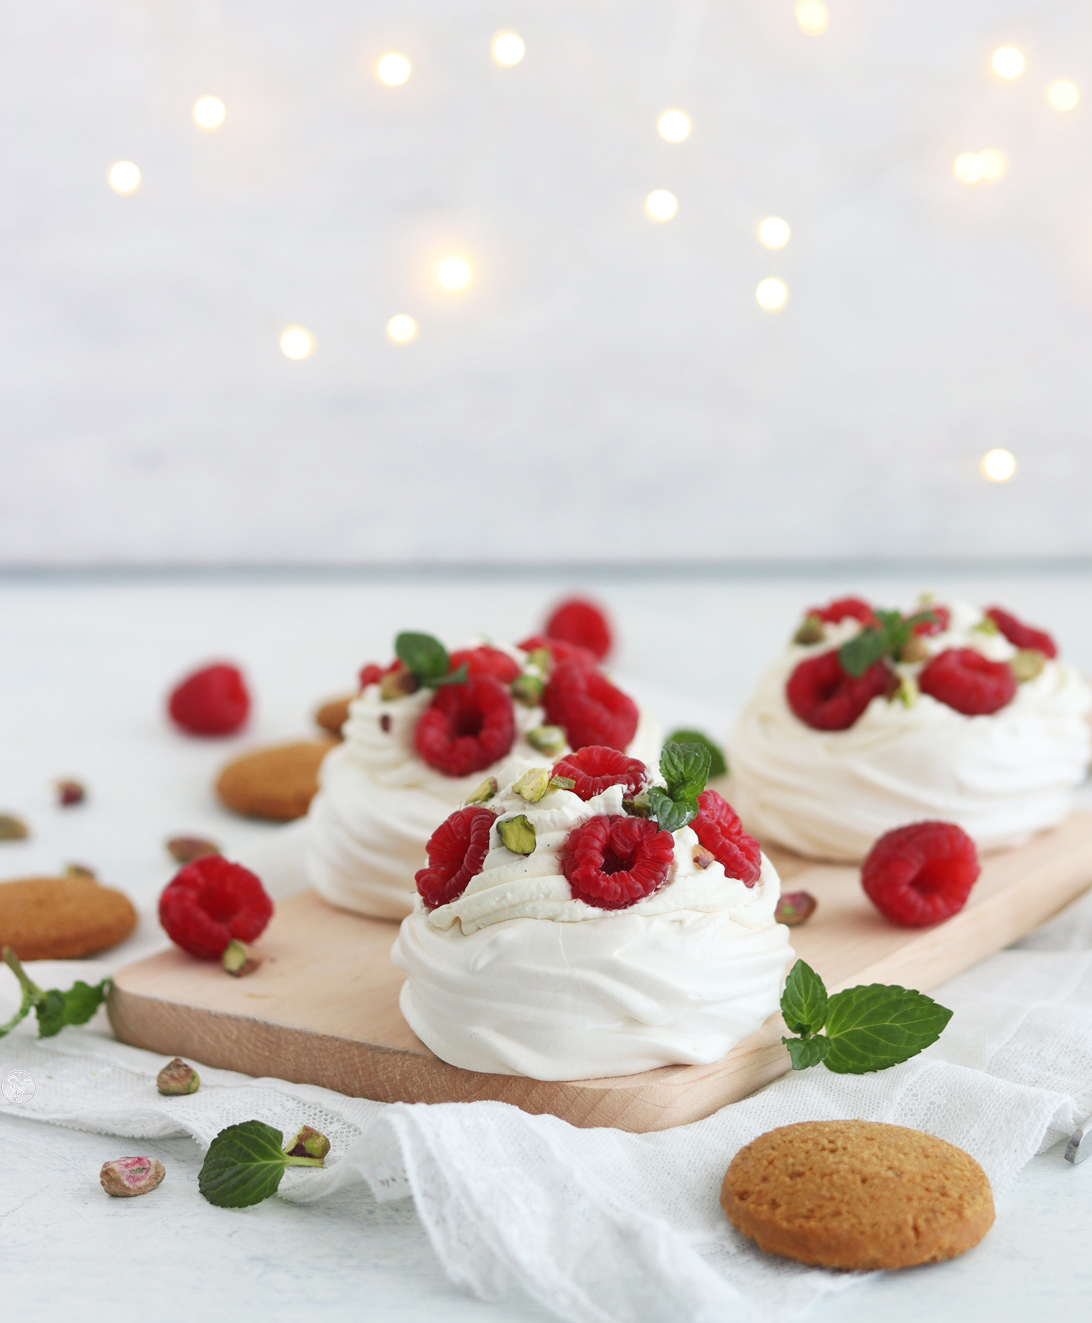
[314,694,353,738]
[215,739,336,822]
[721,1120,994,1270]
[0,876,137,961]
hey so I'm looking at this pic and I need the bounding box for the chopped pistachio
[497,815,536,855]
[510,674,545,707]
[792,615,825,646]
[379,669,420,701]
[775,890,818,927]
[622,794,652,818]
[157,1057,200,1096]
[973,616,1001,637]
[549,775,576,792]
[0,814,29,842]
[527,725,565,755]
[513,768,552,803]
[55,779,86,808]
[892,674,919,708]
[897,635,929,664]
[525,647,552,674]
[693,845,716,870]
[100,1157,166,1198]
[166,835,221,864]
[1011,648,1046,683]
[222,940,262,977]
[64,863,97,879]
[465,776,498,805]
[284,1125,330,1161]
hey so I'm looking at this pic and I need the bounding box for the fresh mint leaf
[436,662,469,687]
[199,1120,292,1208]
[647,787,699,833]
[659,740,711,800]
[780,959,828,1036]
[35,979,109,1038]
[665,729,727,778]
[783,1034,831,1070]
[394,632,451,686]
[822,984,953,1074]
[837,628,889,677]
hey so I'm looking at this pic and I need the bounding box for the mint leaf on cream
[394,632,468,689]
[838,609,937,677]
[665,729,728,778]
[648,740,711,832]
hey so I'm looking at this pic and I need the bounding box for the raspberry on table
[985,607,1057,659]
[918,648,1016,716]
[543,598,613,661]
[447,646,522,685]
[861,821,980,927]
[518,634,599,672]
[415,806,495,909]
[912,605,950,636]
[413,676,516,777]
[543,660,639,751]
[158,856,273,959]
[562,814,675,909]
[805,597,876,626]
[168,663,250,736]
[691,789,762,886]
[786,651,894,731]
[551,746,647,801]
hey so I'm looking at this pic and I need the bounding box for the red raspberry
[861,821,980,927]
[544,598,613,661]
[912,605,950,636]
[918,647,1016,716]
[447,646,522,685]
[786,651,894,731]
[518,634,599,672]
[413,676,516,777]
[691,789,762,886]
[562,814,675,910]
[415,806,494,909]
[551,746,647,801]
[168,663,250,736]
[543,660,639,751]
[985,607,1057,659]
[805,597,876,626]
[158,856,273,959]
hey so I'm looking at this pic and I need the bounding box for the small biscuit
[0,876,137,960]
[721,1120,994,1270]
[314,695,354,738]
[216,740,336,822]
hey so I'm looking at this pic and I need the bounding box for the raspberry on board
[551,746,647,801]
[985,607,1058,659]
[786,650,894,731]
[691,789,762,886]
[415,806,495,909]
[912,605,951,636]
[544,598,613,661]
[562,814,675,910]
[158,856,273,959]
[518,634,599,672]
[167,663,250,736]
[805,597,876,626]
[543,660,640,751]
[918,648,1016,716]
[447,646,522,685]
[861,821,980,927]
[413,676,516,777]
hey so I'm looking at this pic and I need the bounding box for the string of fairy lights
[103,4,1082,487]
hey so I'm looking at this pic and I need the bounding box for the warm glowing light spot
[387,314,418,343]
[991,46,1025,80]
[108,161,141,194]
[193,96,226,129]
[436,256,472,291]
[657,109,691,143]
[795,1,829,36]
[376,53,411,86]
[492,33,525,66]
[981,448,1017,482]
[756,278,789,312]
[979,148,1008,181]
[757,216,791,249]
[644,189,678,222]
[1047,79,1080,111]
[279,326,314,360]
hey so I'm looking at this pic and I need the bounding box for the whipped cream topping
[391,769,792,1079]
[306,643,662,919]
[727,598,1092,861]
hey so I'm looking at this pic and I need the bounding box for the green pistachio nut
[513,768,552,802]
[510,674,545,707]
[622,794,652,818]
[525,647,552,674]
[156,1057,200,1095]
[497,815,536,855]
[222,940,262,978]
[0,814,29,842]
[774,890,818,927]
[465,776,498,805]
[893,674,919,708]
[379,669,420,701]
[792,615,825,646]
[1011,648,1046,683]
[284,1125,331,1162]
[549,775,576,792]
[972,616,1001,636]
[897,635,929,664]
[527,725,565,755]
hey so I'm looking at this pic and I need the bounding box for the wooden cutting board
[108,811,1092,1133]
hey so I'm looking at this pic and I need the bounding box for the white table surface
[2,567,1091,1323]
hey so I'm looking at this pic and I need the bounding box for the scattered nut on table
[100,1157,166,1197]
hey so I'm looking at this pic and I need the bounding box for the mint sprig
[647,739,711,832]
[838,609,935,678]
[664,729,727,779]
[780,958,952,1074]
[394,632,468,689]
[1,945,110,1040]
[198,1120,326,1208]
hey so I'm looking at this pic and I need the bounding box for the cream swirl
[391,771,792,1079]
[727,598,1092,861]
[306,645,662,920]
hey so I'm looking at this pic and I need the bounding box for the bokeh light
[954,150,1007,184]
[376,53,411,86]
[386,315,418,343]
[1047,79,1080,111]
[193,96,226,130]
[755,278,789,312]
[979,148,1008,181]
[657,109,691,143]
[991,47,1025,80]
[279,326,314,360]
[107,161,141,194]
[757,216,791,249]
[644,189,678,222]
[437,256,472,291]
[492,33,525,66]
[795,2,829,36]
[981,448,1017,482]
